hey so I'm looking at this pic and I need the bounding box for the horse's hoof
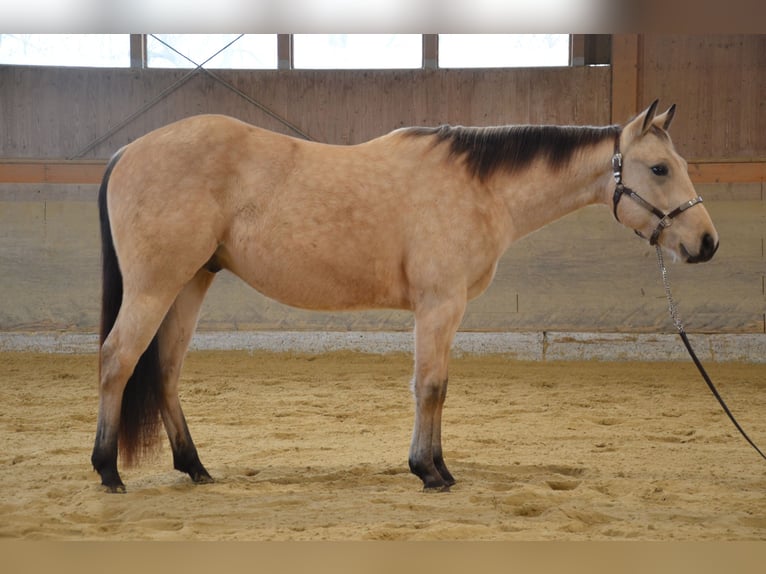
[192,473,214,485]
[421,475,451,492]
[102,483,126,494]
[423,483,451,493]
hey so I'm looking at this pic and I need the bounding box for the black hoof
[423,483,451,493]
[174,450,212,484]
[410,458,452,491]
[190,470,214,484]
[434,456,456,486]
[102,482,127,494]
[95,464,125,493]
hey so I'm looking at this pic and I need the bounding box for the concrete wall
[2,182,761,334]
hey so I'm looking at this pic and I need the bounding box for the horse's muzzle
[683,233,719,264]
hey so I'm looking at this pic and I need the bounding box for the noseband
[611,134,704,246]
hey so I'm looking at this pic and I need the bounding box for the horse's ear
[623,99,660,141]
[640,99,660,134]
[654,103,676,131]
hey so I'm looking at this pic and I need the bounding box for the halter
[611,134,704,246]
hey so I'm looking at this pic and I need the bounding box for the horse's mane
[404,123,621,182]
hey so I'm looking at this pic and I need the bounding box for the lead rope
[655,245,766,461]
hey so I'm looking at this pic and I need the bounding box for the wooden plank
[689,162,766,184]
[0,160,106,184]
[1,41,762,159]
[640,35,766,161]
[2,159,762,185]
[610,34,640,124]
[0,65,611,156]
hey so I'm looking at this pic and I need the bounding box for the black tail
[99,149,163,467]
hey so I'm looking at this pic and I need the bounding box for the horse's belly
[223,241,410,312]
[244,268,408,311]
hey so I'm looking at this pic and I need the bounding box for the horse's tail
[99,149,164,467]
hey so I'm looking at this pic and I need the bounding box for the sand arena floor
[0,350,764,541]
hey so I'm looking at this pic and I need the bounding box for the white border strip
[0,331,764,363]
[0,2,609,33]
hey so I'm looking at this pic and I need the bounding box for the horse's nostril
[686,233,718,263]
[700,233,718,261]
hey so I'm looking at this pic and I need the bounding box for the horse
[91,99,719,493]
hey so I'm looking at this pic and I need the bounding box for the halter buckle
[683,196,703,210]
[611,153,623,183]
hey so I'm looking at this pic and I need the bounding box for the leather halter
[611,133,704,246]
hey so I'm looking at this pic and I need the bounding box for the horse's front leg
[409,294,466,491]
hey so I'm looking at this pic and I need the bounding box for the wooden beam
[422,34,438,70]
[611,34,640,124]
[0,160,106,185]
[130,34,147,69]
[0,159,763,186]
[277,34,293,70]
[688,161,766,184]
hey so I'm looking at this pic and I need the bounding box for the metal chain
[655,245,685,332]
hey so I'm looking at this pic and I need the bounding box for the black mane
[405,123,620,182]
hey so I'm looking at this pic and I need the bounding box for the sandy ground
[1,350,764,541]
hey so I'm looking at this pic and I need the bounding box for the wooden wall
[640,35,766,161]
[1,34,764,336]
[0,65,610,157]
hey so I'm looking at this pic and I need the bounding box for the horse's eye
[651,164,669,176]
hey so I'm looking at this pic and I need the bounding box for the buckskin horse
[91,100,718,492]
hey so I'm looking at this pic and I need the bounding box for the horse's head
[613,100,719,263]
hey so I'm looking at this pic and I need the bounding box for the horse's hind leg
[93,292,178,492]
[409,295,466,491]
[157,268,217,484]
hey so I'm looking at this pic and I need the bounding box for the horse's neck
[496,139,614,244]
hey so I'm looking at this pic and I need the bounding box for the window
[293,34,422,70]
[438,34,569,68]
[0,34,573,70]
[147,34,278,69]
[0,34,130,67]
